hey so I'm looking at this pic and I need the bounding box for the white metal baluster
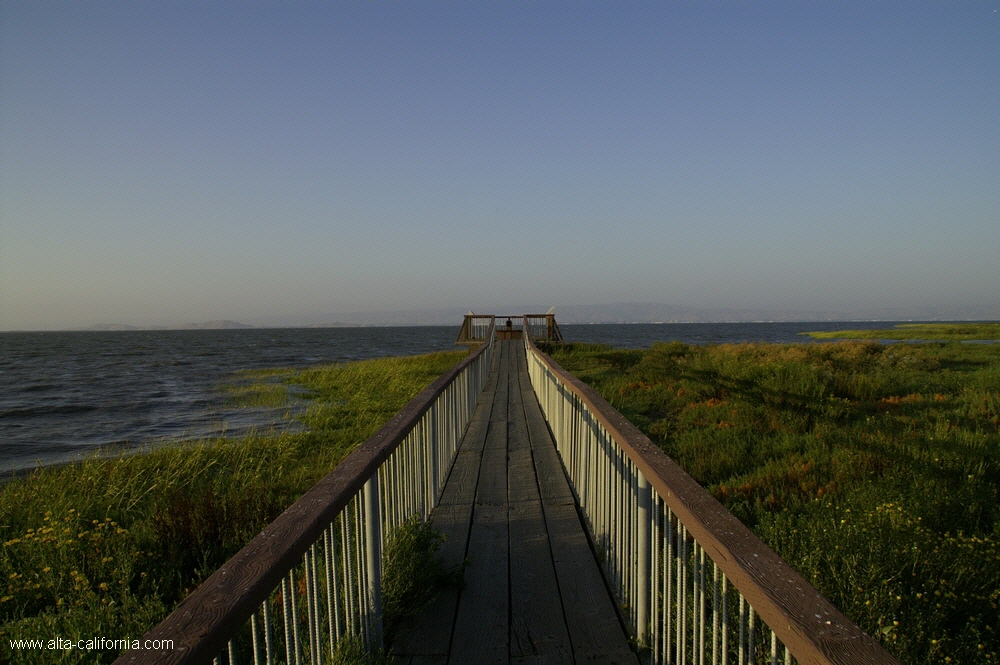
[416,424,426,520]
[612,433,621,595]
[692,538,700,665]
[430,403,440,503]
[651,494,660,663]
[325,525,339,647]
[389,446,398,530]
[675,519,682,665]
[713,563,720,665]
[263,597,274,665]
[721,575,729,665]
[289,567,301,665]
[354,494,368,642]
[310,543,322,663]
[282,577,294,665]
[627,458,635,629]
[700,546,707,665]
[739,596,746,665]
[612,437,621,603]
[403,435,412,521]
[364,473,383,647]
[250,609,260,665]
[303,549,315,664]
[666,507,673,665]
[341,507,354,636]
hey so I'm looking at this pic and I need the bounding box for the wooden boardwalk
[392,340,638,665]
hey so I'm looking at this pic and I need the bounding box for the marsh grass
[804,322,1000,341]
[1,350,464,663]
[380,517,452,642]
[550,340,1000,664]
[223,368,295,408]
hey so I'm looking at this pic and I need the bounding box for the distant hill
[166,320,255,330]
[72,320,254,331]
[75,323,142,331]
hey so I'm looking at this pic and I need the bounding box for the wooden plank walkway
[392,340,638,665]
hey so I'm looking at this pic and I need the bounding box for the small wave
[20,383,61,393]
[1,404,100,419]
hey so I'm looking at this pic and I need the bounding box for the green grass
[0,350,464,663]
[804,322,1000,341]
[381,517,454,641]
[548,340,1000,665]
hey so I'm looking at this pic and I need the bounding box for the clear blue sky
[2,2,997,329]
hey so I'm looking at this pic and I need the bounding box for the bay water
[0,321,897,474]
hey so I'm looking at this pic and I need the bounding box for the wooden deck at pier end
[457,312,563,346]
[391,340,637,664]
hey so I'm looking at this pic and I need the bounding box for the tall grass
[550,340,999,664]
[1,350,464,663]
[804,322,1000,341]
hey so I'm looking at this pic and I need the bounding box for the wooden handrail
[115,318,495,665]
[523,330,899,665]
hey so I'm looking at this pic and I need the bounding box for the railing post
[638,470,651,647]
[363,475,383,648]
[430,403,440,503]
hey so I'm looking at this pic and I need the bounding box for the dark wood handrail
[114,318,495,665]
[523,329,899,665]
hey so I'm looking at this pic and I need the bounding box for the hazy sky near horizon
[2,2,998,330]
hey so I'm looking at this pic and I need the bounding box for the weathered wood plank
[431,502,476,577]
[507,352,532,453]
[511,657,575,665]
[543,502,638,665]
[508,500,574,664]
[476,420,508,506]
[437,449,483,507]
[449,503,509,665]
[528,436,575,507]
[507,447,540,505]
[517,357,575,507]
[402,656,449,665]
[489,344,510,424]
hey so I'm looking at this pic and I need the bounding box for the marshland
[3,322,999,663]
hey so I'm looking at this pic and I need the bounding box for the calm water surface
[0,322,900,474]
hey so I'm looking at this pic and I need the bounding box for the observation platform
[392,340,637,665]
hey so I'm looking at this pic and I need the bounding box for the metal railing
[115,318,496,665]
[523,313,564,342]
[523,322,899,665]
[455,314,496,345]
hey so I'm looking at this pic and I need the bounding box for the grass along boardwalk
[391,339,637,665]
